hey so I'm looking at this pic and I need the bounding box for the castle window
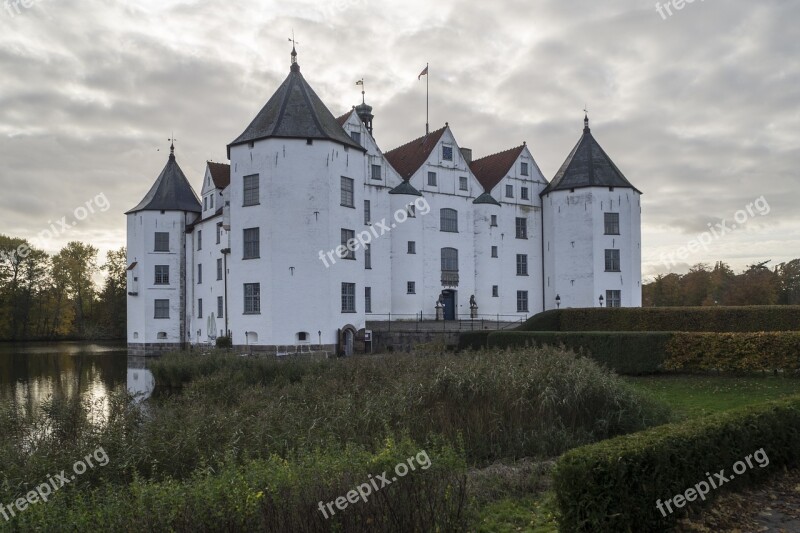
[517,291,529,312]
[154,299,170,319]
[157,332,167,339]
[606,290,621,308]
[516,254,528,276]
[217,258,223,280]
[154,265,169,285]
[197,230,202,250]
[521,187,529,200]
[365,287,372,313]
[364,200,371,225]
[490,215,497,227]
[491,246,498,258]
[154,232,169,252]
[297,331,309,342]
[605,213,620,235]
[407,204,416,217]
[427,172,437,186]
[216,222,222,244]
[341,229,356,260]
[459,176,468,191]
[217,296,224,318]
[341,177,355,208]
[408,241,416,254]
[605,249,621,272]
[505,185,514,198]
[198,298,203,318]
[243,228,260,259]
[364,244,372,269]
[492,286,499,297]
[371,164,382,180]
[351,131,361,145]
[341,283,356,312]
[407,281,416,294]
[210,194,214,210]
[244,283,261,314]
[203,197,208,211]
[521,162,529,176]
[440,208,458,233]
[442,146,453,161]
[243,174,259,206]
[515,217,527,239]
[441,248,459,273]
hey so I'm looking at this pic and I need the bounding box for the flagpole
[426,62,429,135]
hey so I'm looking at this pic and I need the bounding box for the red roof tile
[207,162,230,189]
[384,127,447,180]
[336,110,354,126]
[470,145,525,192]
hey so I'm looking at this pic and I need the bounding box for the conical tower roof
[126,148,201,214]
[228,58,364,156]
[541,116,640,196]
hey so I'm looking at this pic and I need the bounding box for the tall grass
[0,347,671,530]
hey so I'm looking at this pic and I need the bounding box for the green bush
[553,395,800,532]
[457,331,492,351]
[215,335,232,348]
[13,438,469,532]
[519,306,800,332]
[665,332,800,373]
[487,332,672,375]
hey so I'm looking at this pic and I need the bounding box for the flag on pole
[418,65,428,79]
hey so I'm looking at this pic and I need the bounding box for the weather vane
[168,134,177,155]
[356,78,365,104]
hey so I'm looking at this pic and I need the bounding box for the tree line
[643,260,800,307]
[0,235,126,341]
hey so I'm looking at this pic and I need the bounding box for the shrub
[519,306,800,332]
[487,332,672,375]
[13,438,470,532]
[664,332,800,373]
[553,395,800,532]
[215,335,232,348]
[457,331,492,351]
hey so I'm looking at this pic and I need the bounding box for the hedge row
[486,332,671,375]
[519,306,800,333]
[12,439,469,532]
[553,395,800,532]
[479,331,800,375]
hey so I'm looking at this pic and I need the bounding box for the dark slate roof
[126,153,201,214]
[473,192,501,206]
[388,181,423,196]
[228,64,364,156]
[384,127,447,180]
[470,145,525,193]
[541,119,640,196]
[207,162,230,189]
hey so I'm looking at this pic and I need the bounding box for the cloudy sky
[0,0,797,280]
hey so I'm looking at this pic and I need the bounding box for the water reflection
[0,342,154,417]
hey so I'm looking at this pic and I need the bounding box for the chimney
[460,147,473,163]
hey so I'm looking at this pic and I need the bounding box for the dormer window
[442,146,453,161]
[350,131,361,145]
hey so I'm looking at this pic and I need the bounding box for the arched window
[440,208,458,233]
[441,248,459,272]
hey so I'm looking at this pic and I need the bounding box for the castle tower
[542,114,642,310]
[125,143,201,354]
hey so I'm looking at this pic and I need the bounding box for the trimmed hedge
[519,306,800,333]
[487,332,671,375]
[457,331,493,351]
[553,395,800,532]
[665,332,800,373]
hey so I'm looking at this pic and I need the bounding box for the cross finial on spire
[583,106,590,132]
[168,135,176,157]
[288,32,299,68]
[356,78,365,104]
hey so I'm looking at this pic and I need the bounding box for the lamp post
[599,295,605,308]
[555,294,561,309]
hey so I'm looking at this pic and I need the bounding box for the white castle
[126,48,642,355]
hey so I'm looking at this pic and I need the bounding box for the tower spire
[583,106,590,132]
[168,135,176,158]
[288,33,299,71]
